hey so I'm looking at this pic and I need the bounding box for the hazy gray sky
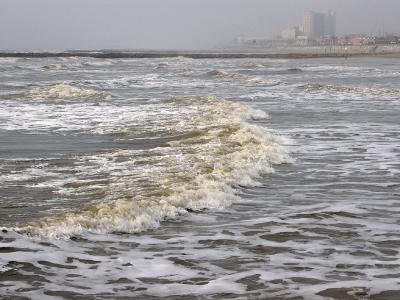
[1,0,399,50]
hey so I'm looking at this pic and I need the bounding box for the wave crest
[19,83,111,100]
[300,83,400,94]
[206,70,245,79]
[82,60,114,67]
[206,70,280,85]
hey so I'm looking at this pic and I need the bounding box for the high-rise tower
[303,11,336,39]
[325,10,336,37]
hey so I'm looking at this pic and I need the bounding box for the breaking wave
[17,83,111,100]
[300,83,400,94]
[206,70,245,79]
[240,63,268,69]
[0,57,20,64]
[206,70,280,85]
[8,96,291,238]
[81,60,114,67]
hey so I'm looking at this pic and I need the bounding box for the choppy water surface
[0,56,399,299]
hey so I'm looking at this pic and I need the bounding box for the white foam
[15,83,111,100]
[81,60,114,67]
[206,69,281,85]
[0,57,20,64]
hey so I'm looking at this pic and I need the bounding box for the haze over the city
[1,0,399,50]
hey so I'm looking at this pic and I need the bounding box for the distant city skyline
[281,10,336,41]
[1,0,399,50]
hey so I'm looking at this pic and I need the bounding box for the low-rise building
[281,26,302,40]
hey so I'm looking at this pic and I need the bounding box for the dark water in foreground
[0,56,399,299]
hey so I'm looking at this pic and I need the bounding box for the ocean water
[0,56,399,299]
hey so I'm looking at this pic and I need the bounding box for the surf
[7,96,292,238]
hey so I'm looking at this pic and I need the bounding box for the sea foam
[19,83,111,100]
[300,83,400,95]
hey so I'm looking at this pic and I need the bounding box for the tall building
[324,10,336,37]
[303,11,336,39]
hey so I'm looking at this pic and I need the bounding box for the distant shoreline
[1,50,400,59]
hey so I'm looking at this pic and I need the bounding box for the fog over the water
[1,0,399,50]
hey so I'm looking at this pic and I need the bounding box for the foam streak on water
[0,56,399,299]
